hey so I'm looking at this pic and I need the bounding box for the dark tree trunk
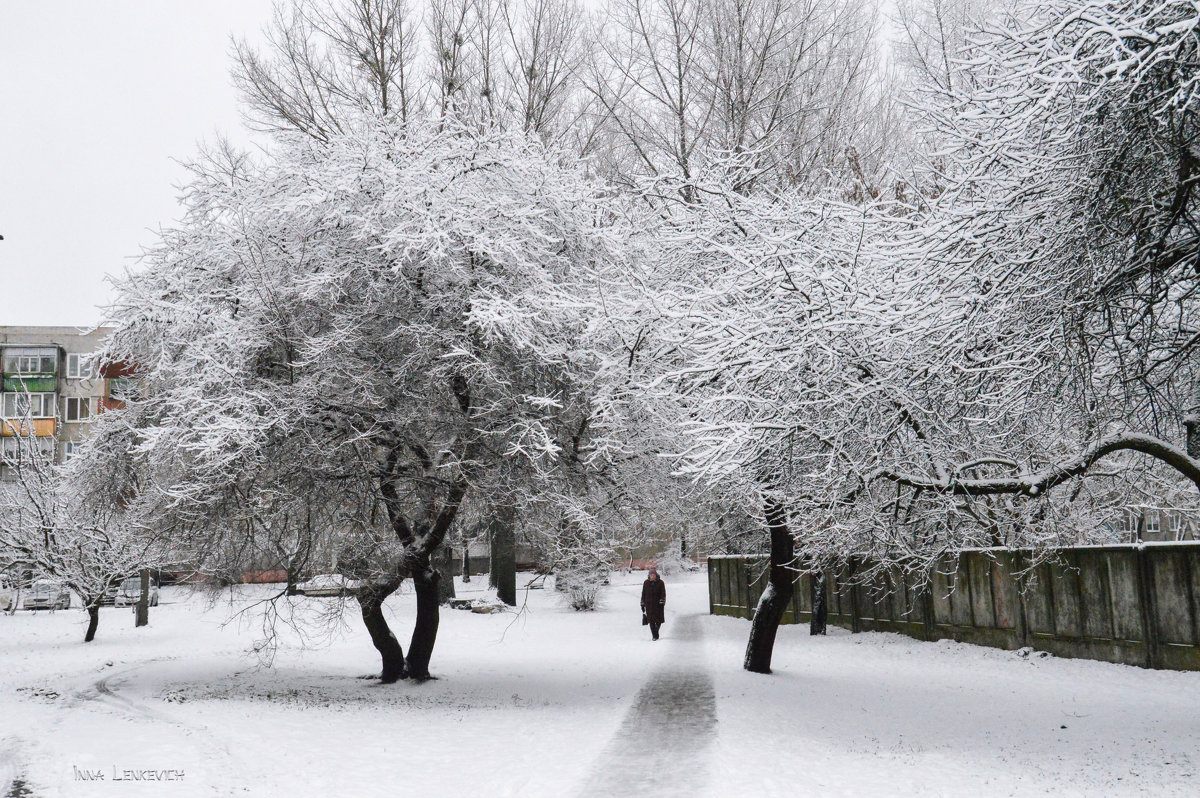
[374,425,469,683]
[743,499,795,674]
[407,558,441,680]
[810,573,827,636]
[489,508,517,606]
[84,604,100,643]
[436,546,456,605]
[462,546,471,583]
[359,588,406,683]
[135,569,149,628]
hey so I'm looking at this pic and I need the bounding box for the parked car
[23,580,71,611]
[295,574,359,597]
[0,577,14,612]
[114,576,159,607]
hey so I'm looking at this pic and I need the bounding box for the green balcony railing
[2,374,57,393]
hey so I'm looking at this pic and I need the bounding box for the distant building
[1112,507,1199,543]
[0,325,127,478]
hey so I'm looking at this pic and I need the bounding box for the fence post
[707,558,714,616]
[743,558,754,621]
[847,557,862,633]
[920,565,935,642]
[1136,547,1161,669]
[1013,550,1030,648]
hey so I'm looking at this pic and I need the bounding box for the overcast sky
[0,1,275,328]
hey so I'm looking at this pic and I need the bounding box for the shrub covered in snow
[552,556,611,611]
[648,549,699,577]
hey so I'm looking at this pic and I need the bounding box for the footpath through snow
[578,613,716,795]
[3,571,1200,797]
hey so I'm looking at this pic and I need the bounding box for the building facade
[0,325,122,477]
[1113,507,1199,543]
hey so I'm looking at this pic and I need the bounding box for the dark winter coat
[641,577,666,624]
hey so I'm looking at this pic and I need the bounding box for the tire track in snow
[68,659,243,789]
[576,613,717,797]
[0,749,29,798]
[80,660,178,723]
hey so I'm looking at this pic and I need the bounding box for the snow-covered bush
[647,548,697,578]
[553,558,610,611]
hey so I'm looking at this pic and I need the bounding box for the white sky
[0,1,275,327]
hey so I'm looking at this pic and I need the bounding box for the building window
[64,397,91,422]
[1,392,55,418]
[64,440,79,459]
[1170,513,1184,537]
[108,377,138,402]
[2,348,57,375]
[66,353,92,379]
[1,436,55,464]
[1145,512,1161,536]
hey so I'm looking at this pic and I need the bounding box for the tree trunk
[135,569,149,628]
[84,604,100,643]
[462,546,471,583]
[810,573,827,636]
[359,588,406,683]
[743,499,795,674]
[489,508,517,606]
[436,545,456,605]
[407,557,441,680]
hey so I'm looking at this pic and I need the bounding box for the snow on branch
[872,433,1200,497]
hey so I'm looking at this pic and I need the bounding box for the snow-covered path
[577,613,716,796]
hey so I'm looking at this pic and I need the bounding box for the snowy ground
[2,571,1198,797]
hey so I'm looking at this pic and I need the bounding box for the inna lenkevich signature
[73,765,186,782]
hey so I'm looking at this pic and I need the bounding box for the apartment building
[0,325,126,476]
[1113,507,1200,543]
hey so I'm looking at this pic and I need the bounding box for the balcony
[2,347,58,392]
[3,375,56,392]
[0,418,55,438]
[0,392,57,437]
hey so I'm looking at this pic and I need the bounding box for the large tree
[79,122,631,681]
[629,39,1200,663]
[652,0,1200,673]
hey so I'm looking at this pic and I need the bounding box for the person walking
[641,568,666,640]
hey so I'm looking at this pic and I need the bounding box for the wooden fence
[708,543,1200,671]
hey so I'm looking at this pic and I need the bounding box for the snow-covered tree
[610,166,897,669]
[0,435,160,642]
[628,99,1200,671]
[669,0,1200,673]
[78,122,635,681]
[870,0,1200,533]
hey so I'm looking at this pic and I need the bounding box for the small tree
[0,435,159,642]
